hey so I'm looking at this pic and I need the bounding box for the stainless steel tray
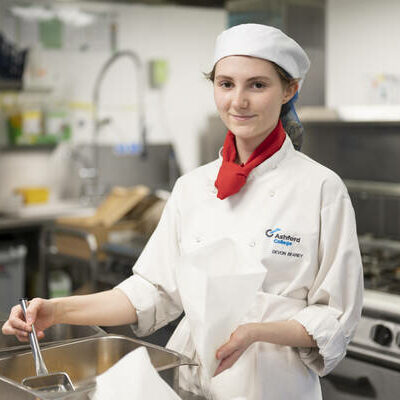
[0,321,106,355]
[0,334,196,399]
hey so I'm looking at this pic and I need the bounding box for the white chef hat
[213,24,310,90]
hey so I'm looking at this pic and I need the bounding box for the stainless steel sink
[0,322,105,355]
[0,334,196,399]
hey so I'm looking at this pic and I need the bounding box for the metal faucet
[88,50,147,202]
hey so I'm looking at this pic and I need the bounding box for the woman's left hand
[214,323,257,377]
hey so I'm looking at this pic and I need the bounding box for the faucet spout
[90,50,147,200]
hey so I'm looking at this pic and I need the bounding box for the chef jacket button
[269,190,275,197]
[195,237,202,243]
[212,188,217,194]
[249,241,256,247]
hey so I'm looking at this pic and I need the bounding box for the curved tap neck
[90,50,147,200]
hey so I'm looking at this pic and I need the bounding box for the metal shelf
[0,79,52,93]
[0,78,22,91]
[0,144,57,151]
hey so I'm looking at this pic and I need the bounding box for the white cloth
[177,238,266,379]
[213,24,310,90]
[89,346,181,400]
[117,135,364,400]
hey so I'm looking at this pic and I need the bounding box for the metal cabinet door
[321,356,400,400]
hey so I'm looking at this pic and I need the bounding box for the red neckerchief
[215,120,286,200]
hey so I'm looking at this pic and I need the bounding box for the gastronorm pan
[0,334,196,399]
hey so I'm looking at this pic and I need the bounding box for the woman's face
[214,56,296,147]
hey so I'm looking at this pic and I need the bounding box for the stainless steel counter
[0,215,54,230]
[0,203,96,304]
[0,202,95,231]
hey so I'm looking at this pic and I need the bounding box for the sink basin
[0,322,105,355]
[0,334,196,399]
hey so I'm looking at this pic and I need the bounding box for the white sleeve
[116,181,183,337]
[291,195,364,376]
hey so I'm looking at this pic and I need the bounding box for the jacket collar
[216,134,295,181]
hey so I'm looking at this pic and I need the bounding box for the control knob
[371,324,393,347]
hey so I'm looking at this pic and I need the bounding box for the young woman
[2,24,363,400]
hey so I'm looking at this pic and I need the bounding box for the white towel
[89,346,182,400]
[177,238,267,379]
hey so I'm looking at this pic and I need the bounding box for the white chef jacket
[117,135,364,400]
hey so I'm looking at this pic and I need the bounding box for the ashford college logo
[266,228,303,258]
[265,228,301,246]
[265,228,281,238]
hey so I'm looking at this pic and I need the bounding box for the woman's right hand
[2,289,138,342]
[1,298,56,342]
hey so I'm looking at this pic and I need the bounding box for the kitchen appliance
[300,119,400,399]
[321,234,400,399]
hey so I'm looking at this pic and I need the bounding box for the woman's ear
[282,81,299,104]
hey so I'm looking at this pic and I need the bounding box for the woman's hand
[214,323,257,377]
[1,298,56,342]
[2,289,138,343]
[213,320,317,377]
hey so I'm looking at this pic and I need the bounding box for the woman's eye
[252,82,266,89]
[218,81,233,88]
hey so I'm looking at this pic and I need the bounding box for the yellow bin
[15,187,50,205]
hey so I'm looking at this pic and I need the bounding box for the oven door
[321,345,400,400]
